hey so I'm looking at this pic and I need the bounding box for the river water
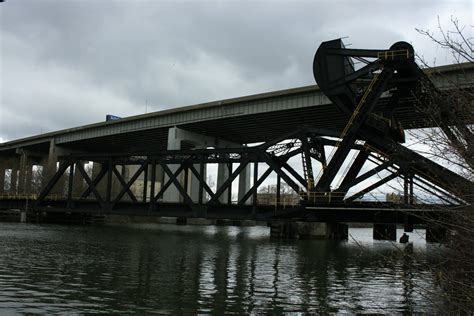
[0,222,444,313]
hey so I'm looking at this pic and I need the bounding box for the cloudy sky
[0,0,471,142]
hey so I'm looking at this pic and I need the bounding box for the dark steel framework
[309,39,473,202]
[33,39,473,220]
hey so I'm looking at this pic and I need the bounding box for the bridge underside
[0,93,457,155]
[60,96,432,153]
[1,43,472,229]
[21,123,467,224]
[2,198,437,225]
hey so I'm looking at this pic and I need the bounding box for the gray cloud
[0,0,471,141]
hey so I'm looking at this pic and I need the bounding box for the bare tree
[258,183,296,195]
[412,17,474,313]
[258,183,298,205]
[416,16,473,64]
[412,17,473,176]
[3,169,12,192]
[30,165,43,194]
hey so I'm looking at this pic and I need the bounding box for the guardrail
[271,197,300,211]
[300,191,348,204]
[0,194,65,201]
[377,49,410,60]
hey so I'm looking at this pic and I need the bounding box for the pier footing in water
[269,221,348,240]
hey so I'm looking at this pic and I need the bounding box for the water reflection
[0,223,441,313]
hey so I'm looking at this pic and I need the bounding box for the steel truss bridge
[1,39,473,228]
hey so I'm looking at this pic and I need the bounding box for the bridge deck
[0,195,444,225]
[1,62,472,155]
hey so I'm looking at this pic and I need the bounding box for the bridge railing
[0,193,64,201]
[271,197,300,211]
[300,191,348,204]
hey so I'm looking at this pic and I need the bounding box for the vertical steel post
[149,159,156,212]
[17,152,28,194]
[198,159,205,205]
[276,174,281,205]
[10,165,18,194]
[404,173,409,204]
[227,163,232,204]
[183,165,189,197]
[105,161,113,207]
[252,161,258,212]
[67,161,74,208]
[143,163,148,202]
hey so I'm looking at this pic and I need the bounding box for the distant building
[257,193,300,206]
[386,192,417,204]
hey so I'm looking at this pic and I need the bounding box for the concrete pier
[187,217,215,225]
[164,127,250,203]
[217,163,230,203]
[269,222,298,239]
[20,210,27,223]
[270,221,348,240]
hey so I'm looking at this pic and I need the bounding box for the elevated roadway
[0,63,472,156]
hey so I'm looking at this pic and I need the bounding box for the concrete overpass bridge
[0,40,472,240]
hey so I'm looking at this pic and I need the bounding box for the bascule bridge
[0,40,473,240]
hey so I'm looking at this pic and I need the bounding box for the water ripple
[0,223,441,313]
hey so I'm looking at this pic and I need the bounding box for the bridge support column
[91,162,105,197]
[43,140,65,196]
[21,159,33,195]
[0,158,18,193]
[10,160,19,194]
[112,163,162,202]
[113,164,129,201]
[373,223,397,240]
[190,147,206,203]
[163,127,186,202]
[163,127,246,203]
[117,164,130,201]
[14,149,43,195]
[216,156,251,205]
[73,161,86,197]
[238,163,252,205]
[269,221,298,239]
[153,165,164,201]
[37,156,48,191]
[297,222,348,240]
[17,150,27,194]
[270,221,348,240]
[216,153,251,205]
[217,163,230,203]
[0,160,7,193]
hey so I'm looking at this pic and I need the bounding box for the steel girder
[33,123,469,217]
[34,139,308,214]
[310,39,473,204]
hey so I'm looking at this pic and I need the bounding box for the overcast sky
[0,0,471,142]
